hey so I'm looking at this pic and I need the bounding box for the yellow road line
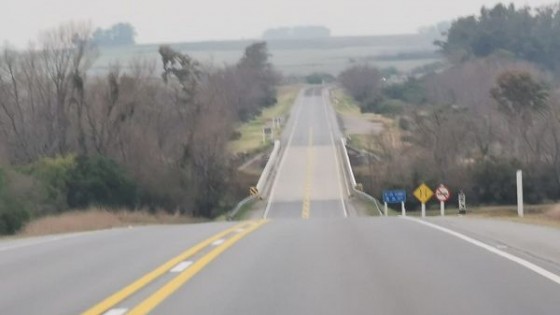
[82,221,251,315]
[127,220,269,314]
[302,127,314,219]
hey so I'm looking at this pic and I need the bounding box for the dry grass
[467,204,560,229]
[331,89,392,125]
[21,208,204,237]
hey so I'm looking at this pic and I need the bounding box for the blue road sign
[383,190,407,204]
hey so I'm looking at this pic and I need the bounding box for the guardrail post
[384,202,388,216]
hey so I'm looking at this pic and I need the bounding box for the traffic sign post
[435,184,451,216]
[383,190,406,216]
[413,183,433,218]
[249,186,259,197]
[458,191,467,214]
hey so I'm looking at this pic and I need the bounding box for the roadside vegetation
[229,85,300,155]
[337,2,560,215]
[21,208,202,236]
[0,23,279,235]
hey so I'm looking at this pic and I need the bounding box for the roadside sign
[435,185,451,202]
[413,184,433,204]
[249,186,259,197]
[383,190,406,204]
[414,183,433,218]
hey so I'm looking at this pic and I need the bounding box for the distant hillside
[136,33,435,51]
[263,26,331,40]
[94,34,439,76]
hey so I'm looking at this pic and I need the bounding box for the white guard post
[517,170,524,217]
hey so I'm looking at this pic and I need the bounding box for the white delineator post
[384,202,388,216]
[421,203,426,218]
[517,170,524,217]
[440,201,445,216]
[401,201,406,216]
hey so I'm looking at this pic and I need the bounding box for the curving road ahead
[0,87,558,315]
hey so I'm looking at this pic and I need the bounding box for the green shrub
[376,99,406,116]
[67,155,138,209]
[19,155,76,212]
[470,159,520,204]
[382,78,427,105]
[305,73,335,84]
[0,169,31,235]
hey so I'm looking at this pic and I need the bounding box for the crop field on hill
[93,34,440,76]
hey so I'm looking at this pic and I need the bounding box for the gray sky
[1,0,553,47]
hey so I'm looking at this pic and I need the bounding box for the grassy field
[228,85,300,155]
[380,203,560,228]
[331,89,398,153]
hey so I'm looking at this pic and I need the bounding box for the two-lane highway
[0,86,559,314]
[264,87,349,219]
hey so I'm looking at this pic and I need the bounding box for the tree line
[339,2,560,209]
[0,22,279,234]
[437,2,560,74]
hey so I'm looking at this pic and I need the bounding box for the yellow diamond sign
[413,183,434,204]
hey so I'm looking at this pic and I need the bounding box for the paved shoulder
[427,217,560,274]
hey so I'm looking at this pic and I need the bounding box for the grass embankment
[381,203,560,228]
[331,89,398,153]
[228,85,301,155]
[20,208,204,237]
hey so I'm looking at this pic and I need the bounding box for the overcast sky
[1,0,553,47]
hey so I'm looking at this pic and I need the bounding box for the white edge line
[321,89,348,218]
[263,90,305,219]
[0,229,115,253]
[170,261,193,273]
[402,216,560,286]
[103,308,128,315]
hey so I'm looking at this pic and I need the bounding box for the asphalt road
[0,87,559,314]
[264,87,350,219]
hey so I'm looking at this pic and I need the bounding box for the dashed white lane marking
[170,261,193,273]
[403,217,560,286]
[235,228,245,233]
[211,239,225,246]
[103,308,128,315]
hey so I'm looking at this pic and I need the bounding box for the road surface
[0,87,558,315]
[263,87,351,219]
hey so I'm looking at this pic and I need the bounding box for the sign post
[262,127,273,143]
[401,201,406,216]
[435,184,451,216]
[413,183,434,218]
[458,191,467,215]
[382,190,407,216]
[517,170,524,217]
[384,202,388,216]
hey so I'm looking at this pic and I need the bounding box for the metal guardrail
[227,195,257,221]
[338,137,384,216]
[228,140,282,221]
[256,140,280,193]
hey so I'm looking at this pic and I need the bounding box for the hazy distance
[2,0,553,47]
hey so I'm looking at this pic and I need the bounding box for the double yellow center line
[302,127,314,219]
[83,220,267,315]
